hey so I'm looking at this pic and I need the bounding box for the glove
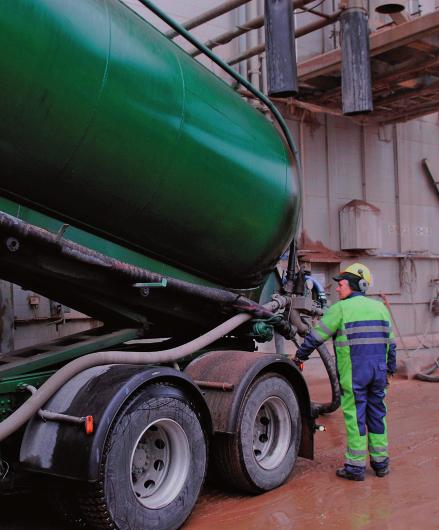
[293,353,305,371]
[295,346,310,362]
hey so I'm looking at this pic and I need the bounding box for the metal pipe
[305,275,328,307]
[305,8,336,19]
[23,385,93,432]
[289,308,309,336]
[229,13,341,65]
[247,1,261,89]
[284,239,297,295]
[194,380,235,391]
[190,0,319,58]
[0,211,277,316]
[166,0,252,39]
[238,5,248,77]
[340,0,373,114]
[264,0,298,97]
[0,300,284,442]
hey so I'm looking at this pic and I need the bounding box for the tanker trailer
[0,1,338,529]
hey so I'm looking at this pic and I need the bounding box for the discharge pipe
[340,0,373,114]
[312,344,341,415]
[264,0,298,97]
[0,300,284,442]
[305,274,328,307]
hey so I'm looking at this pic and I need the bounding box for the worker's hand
[293,355,305,371]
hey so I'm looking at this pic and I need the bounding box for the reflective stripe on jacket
[297,293,397,374]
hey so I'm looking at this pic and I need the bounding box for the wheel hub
[252,396,292,470]
[130,418,190,509]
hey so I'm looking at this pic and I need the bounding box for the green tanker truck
[0,1,338,529]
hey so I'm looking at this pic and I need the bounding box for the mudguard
[19,364,211,481]
[185,351,315,459]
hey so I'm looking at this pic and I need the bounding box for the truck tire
[215,373,301,493]
[79,384,207,530]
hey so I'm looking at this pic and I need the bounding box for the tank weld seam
[57,0,112,177]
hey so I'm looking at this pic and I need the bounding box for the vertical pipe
[361,125,367,200]
[393,124,403,254]
[340,0,373,115]
[0,281,14,355]
[247,0,261,88]
[325,115,333,243]
[257,0,268,93]
[264,0,298,96]
[274,332,286,354]
[238,5,248,77]
[299,113,307,237]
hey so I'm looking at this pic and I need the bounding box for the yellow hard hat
[333,263,372,291]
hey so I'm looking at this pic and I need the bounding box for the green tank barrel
[0,0,300,289]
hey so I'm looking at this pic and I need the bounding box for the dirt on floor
[0,366,438,530]
[187,371,439,530]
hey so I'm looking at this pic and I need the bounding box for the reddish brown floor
[186,376,439,530]
[1,374,438,530]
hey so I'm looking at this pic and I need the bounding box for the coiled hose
[311,343,341,417]
[414,357,439,382]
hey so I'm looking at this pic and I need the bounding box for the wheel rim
[130,418,190,509]
[252,396,292,470]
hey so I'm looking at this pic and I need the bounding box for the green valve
[251,321,274,343]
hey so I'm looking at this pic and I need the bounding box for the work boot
[371,458,390,478]
[373,466,389,478]
[335,467,365,481]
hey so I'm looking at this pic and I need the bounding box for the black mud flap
[19,364,211,481]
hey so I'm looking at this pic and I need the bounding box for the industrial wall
[1,0,438,352]
[0,283,100,352]
[291,113,439,345]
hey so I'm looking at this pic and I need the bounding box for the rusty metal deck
[296,10,439,125]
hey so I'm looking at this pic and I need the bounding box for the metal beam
[166,0,251,39]
[374,79,439,108]
[237,87,343,116]
[371,101,439,123]
[189,0,317,58]
[229,14,340,65]
[298,9,439,80]
[316,52,439,104]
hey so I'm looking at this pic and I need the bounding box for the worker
[295,263,396,481]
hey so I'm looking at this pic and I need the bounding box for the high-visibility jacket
[297,292,396,472]
[297,292,396,373]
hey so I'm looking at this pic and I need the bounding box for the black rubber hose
[414,357,439,382]
[0,211,278,317]
[311,343,341,417]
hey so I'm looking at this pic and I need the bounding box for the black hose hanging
[414,357,439,382]
[311,343,341,416]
